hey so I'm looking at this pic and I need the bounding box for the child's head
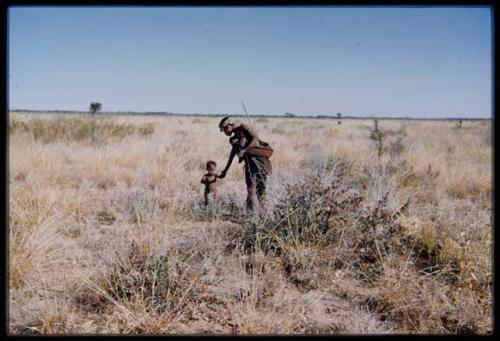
[206,160,217,173]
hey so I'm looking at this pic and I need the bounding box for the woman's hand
[218,170,226,179]
[237,149,246,158]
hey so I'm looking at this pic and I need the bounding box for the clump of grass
[405,204,491,293]
[344,192,409,280]
[365,260,455,333]
[271,127,285,135]
[387,131,406,158]
[479,131,491,146]
[80,241,202,317]
[126,187,159,225]
[96,210,117,225]
[136,125,155,136]
[9,212,71,290]
[182,192,248,224]
[10,303,80,335]
[108,247,172,313]
[9,117,154,143]
[362,251,490,333]
[9,119,30,133]
[308,149,340,171]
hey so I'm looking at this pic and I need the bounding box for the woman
[217,116,273,211]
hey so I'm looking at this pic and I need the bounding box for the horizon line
[8,109,491,120]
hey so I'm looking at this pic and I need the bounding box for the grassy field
[8,112,492,334]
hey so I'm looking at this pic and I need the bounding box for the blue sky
[8,6,492,118]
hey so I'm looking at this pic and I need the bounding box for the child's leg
[204,192,209,206]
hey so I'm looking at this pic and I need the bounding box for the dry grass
[8,112,492,335]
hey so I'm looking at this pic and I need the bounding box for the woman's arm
[219,147,237,179]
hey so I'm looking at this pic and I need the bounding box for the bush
[240,159,410,280]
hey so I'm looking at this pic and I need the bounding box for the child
[200,160,218,206]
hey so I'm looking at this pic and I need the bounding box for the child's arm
[200,175,207,184]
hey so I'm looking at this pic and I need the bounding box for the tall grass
[9,115,154,143]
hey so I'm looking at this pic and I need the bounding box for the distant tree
[89,102,102,142]
[285,112,295,118]
[89,102,102,115]
[337,113,342,125]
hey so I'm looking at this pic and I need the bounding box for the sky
[8,6,492,118]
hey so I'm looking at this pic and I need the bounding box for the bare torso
[202,174,218,194]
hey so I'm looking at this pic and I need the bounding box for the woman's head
[219,116,235,136]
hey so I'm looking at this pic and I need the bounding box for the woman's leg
[245,166,258,211]
[256,171,267,201]
[254,158,269,202]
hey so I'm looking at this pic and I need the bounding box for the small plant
[86,241,200,315]
[126,188,158,226]
[387,128,406,158]
[369,119,384,158]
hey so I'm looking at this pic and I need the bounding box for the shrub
[368,119,385,158]
[80,241,201,316]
